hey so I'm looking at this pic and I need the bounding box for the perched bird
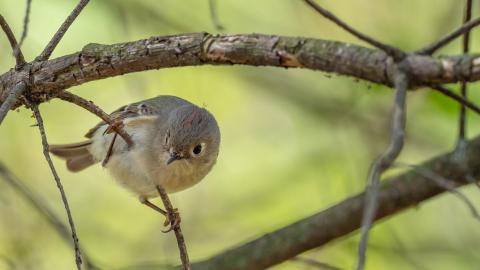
[50,95,221,230]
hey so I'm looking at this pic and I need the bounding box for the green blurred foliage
[1,0,480,269]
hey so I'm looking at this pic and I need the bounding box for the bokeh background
[1,0,480,269]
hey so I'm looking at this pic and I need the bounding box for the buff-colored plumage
[50,95,220,199]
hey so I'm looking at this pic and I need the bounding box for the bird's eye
[192,144,203,156]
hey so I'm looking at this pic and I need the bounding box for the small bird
[50,95,221,230]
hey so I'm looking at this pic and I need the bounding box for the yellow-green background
[1,0,480,269]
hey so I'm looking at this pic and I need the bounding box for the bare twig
[430,85,480,116]
[36,0,90,61]
[18,0,32,47]
[0,161,99,270]
[0,14,26,68]
[208,0,225,31]
[30,103,83,270]
[416,17,480,55]
[356,69,409,270]
[56,91,134,148]
[0,81,27,125]
[156,185,190,270]
[302,0,405,60]
[291,257,343,270]
[458,0,473,145]
[397,163,480,221]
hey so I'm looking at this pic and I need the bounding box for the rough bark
[181,136,480,270]
[1,32,480,106]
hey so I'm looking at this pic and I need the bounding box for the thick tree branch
[1,33,480,107]
[181,135,480,270]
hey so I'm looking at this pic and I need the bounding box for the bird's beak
[167,152,182,165]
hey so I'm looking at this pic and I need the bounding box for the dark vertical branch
[18,0,32,47]
[36,0,90,61]
[0,82,27,125]
[0,15,26,68]
[208,0,225,31]
[0,161,99,269]
[458,0,473,145]
[30,103,83,270]
[356,69,409,270]
[156,186,190,270]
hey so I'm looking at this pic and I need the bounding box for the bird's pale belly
[106,150,206,198]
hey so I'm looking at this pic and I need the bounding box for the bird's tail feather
[49,141,97,172]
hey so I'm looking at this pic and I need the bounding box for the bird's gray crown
[162,104,220,163]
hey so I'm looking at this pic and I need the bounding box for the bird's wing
[84,100,160,138]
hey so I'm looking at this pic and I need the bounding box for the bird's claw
[162,208,181,233]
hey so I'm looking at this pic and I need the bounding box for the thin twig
[156,185,190,270]
[356,69,409,270]
[0,81,27,125]
[56,91,134,148]
[291,257,343,270]
[416,17,480,55]
[458,0,473,145]
[0,14,26,68]
[18,0,32,47]
[208,0,225,31]
[30,103,83,270]
[0,161,99,270]
[397,163,480,221]
[431,85,480,116]
[302,0,405,60]
[36,0,90,61]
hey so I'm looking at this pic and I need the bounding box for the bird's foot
[162,208,181,233]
